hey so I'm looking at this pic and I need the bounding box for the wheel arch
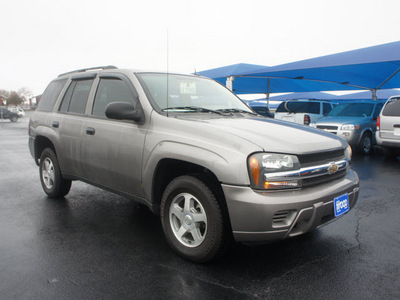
[34,135,57,165]
[150,158,227,216]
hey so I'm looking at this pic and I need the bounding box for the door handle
[394,124,400,128]
[86,127,96,135]
[52,121,59,128]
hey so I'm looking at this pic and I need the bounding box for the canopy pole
[266,78,270,108]
[226,76,235,91]
[371,89,377,101]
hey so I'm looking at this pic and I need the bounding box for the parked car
[274,99,335,125]
[312,101,384,154]
[376,96,400,158]
[246,100,274,118]
[29,66,359,263]
[0,106,20,122]
[8,106,25,117]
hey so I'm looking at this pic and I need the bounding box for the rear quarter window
[382,97,400,117]
[36,79,67,112]
[276,101,320,114]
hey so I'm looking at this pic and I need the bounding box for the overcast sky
[2,0,400,96]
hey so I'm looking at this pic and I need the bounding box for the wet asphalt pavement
[1,113,399,299]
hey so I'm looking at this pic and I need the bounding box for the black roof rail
[58,65,118,77]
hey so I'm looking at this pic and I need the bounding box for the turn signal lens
[249,156,260,186]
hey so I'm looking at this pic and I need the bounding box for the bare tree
[7,91,24,106]
[18,87,33,103]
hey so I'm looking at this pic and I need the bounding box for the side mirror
[105,102,145,123]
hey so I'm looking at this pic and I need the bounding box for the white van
[376,95,400,158]
[274,99,334,125]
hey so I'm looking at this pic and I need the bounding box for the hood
[179,115,347,154]
[316,116,371,125]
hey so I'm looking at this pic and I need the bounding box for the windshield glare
[328,103,374,117]
[136,73,252,113]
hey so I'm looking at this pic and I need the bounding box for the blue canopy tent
[197,64,359,94]
[237,41,400,100]
[265,89,400,102]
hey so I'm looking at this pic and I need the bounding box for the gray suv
[29,66,359,262]
[313,101,384,154]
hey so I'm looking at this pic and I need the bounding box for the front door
[81,76,146,199]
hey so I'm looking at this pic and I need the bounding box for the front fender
[141,141,250,201]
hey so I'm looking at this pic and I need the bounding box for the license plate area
[334,193,350,217]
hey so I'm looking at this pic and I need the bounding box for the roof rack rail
[58,65,118,77]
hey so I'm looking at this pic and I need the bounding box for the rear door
[81,74,146,198]
[380,97,400,140]
[57,76,96,177]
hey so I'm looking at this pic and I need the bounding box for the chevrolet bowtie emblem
[328,162,339,174]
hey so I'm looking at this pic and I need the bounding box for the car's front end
[222,146,358,242]
[312,117,366,147]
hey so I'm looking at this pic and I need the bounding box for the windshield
[328,103,374,117]
[136,73,252,113]
[276,101,320,114]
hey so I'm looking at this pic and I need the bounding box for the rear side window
[276,101,320,114]
[382,97,400,116]
[37,79,67,112]
[59,79,94,114]
[92,78,135,117]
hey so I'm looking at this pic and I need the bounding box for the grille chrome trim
[264,159,350,181]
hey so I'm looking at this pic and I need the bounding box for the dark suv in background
[0,106,20,122]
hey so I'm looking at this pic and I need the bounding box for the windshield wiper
[217,108,257,115]
[162,106,223,115]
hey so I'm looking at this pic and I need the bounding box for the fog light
[342,132,350,136]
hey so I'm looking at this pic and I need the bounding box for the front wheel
[160,175,230,263]
[358,132,372,155]
[10,116,18,122]
[39,148,72,198]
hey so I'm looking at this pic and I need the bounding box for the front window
[328,103,374,117]
[136,73,252,113]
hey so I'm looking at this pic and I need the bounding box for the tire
[160,175,230,263]
[10,116,18,122]
[39,148,72,198]
[358,132,372,155]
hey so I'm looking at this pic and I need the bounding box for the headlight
[248,153,301,190]
[344,145,352,160]
[341,124,359,130]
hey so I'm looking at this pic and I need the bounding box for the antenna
[166,29,169,117]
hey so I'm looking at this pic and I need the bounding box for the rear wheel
[10,116,18,122]
[39,148,71,198]
[160,175,230,263]
[358,132,372,155]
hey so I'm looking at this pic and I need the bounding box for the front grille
[298,149,345,167]
[302,169,347,188]
[317,125,338,130]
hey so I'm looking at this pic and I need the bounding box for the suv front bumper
[222,169,359,242]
